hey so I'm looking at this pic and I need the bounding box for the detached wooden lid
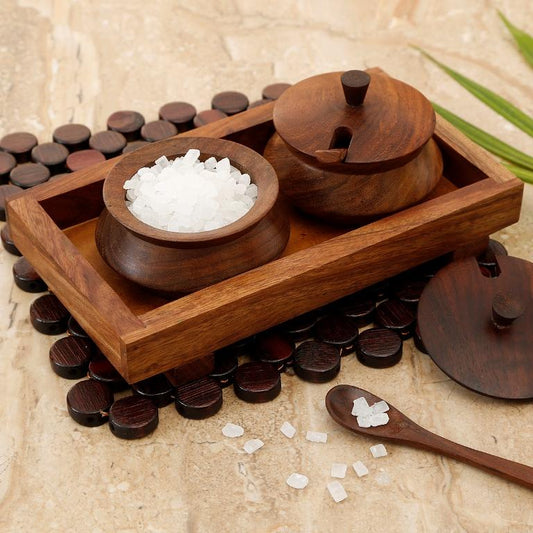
[273,69,435,172]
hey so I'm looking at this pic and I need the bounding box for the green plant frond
[498,11,533,69]
[414,46,533,138]
[502,163,533,184]
[432,102,533,174]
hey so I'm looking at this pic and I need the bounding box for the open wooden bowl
[95,136,290,295]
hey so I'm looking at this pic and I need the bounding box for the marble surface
[1,1,532,531]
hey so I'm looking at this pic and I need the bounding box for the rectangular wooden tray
[7,102,523,383]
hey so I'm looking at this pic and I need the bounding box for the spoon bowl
[326,384,533,490]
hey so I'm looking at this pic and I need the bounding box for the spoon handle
[400,422,533,490]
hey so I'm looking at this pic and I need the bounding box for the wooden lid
[273,69,435,172]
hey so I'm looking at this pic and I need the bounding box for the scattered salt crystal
[352,397,372,417]
[352,460,369,477]
[330,463,347,479]
[306,431,327,443]
[372,400,390,414]
[286,473,309,489]
[370,444,388,458]
[222,423,244,438]
[243,438,264,454]
[370,412,390,427]
[327,481,347,503]
[280,421,296,439]
[376,469,391,486]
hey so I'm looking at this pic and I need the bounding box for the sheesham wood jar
[264,68,443,224]
[95,136,290,294]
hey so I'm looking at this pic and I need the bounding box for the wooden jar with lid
[264,68,443,224]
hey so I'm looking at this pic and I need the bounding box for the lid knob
[491,292,525,329]
[341,70,371,106]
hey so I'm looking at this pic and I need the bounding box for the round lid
[273,69,435,172]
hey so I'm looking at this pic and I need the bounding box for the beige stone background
[0,0,532,532]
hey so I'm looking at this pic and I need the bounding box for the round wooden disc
[314,314,358,356]
[53,124,91,152]
[273,70,435,172]
[67,379,114,427]
[233,361,281,403]
[374,299,415,339]
[29,293,70,335]
[209,351,239,387]
[262,82,291,101]
[132,374,174,407]
[211,91,249,115]
[392,278,427,307]
[10,163,50,188]
[0,184,23,221]
[88,356,129,392]
[66,149,106,172]
[140,120,178,142]
[175,377,223,419]
[67,316,90,338]
[293,340,341,383]
[248,99,270,109]
[107,110,145,141]
[109,396,159,439]
[336,292,375,327]
[0,132,38,162]
[355,327,403,368]
[0,151,17,180]
[418,255,533,399]
[193,109,228,127]
[49,335,93,379]
[89,131,127,157]
[31,142,69,170]
[1,224,21,256]
[13,256,47,293]
[122,140,150,154]
[280,311,319,342]
[255,331,295,371]
[159,102,197,131]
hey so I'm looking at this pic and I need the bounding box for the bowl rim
[102,136,279,245]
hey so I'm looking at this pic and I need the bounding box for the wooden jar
[264,69,443,224]
[95,136,290,295]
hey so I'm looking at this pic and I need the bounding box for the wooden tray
[7,102,523,383]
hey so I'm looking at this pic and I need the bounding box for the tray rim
[6,103,524,382]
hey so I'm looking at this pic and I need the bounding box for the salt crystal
[280,421,296,439]
[216,157,230,173]
[204,157,217,170]
[286,473,308,489]
[243,439,264,454]
[330,463,347,479]
[327,481,347,503]
[370,444,388,458]
[372,400,390,414]
[222,423,244,438]
[155,155,170,168]
[352,460,369,477]
[370,412,389,427]
[351,397,372,417]
[306,431,327,443]
[356,415,372,428]
[183,149,200,165]
[376,469,391,486]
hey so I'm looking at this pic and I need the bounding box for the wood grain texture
[108,395,158,439]
[66,379,114,427]
[326,385,533,490]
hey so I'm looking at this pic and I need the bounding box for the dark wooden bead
[140,120,178,142]
[13,256,47,292]
[122,140,150,154]
[280,311,318,342]
[341,70,371,106]
[0,184,23,221]
[175,377,223,419]
[491,292,525,328]
[374,299,416,339]
[31,142,69,174]
[0,151,17,181]
[193,109,228,127]
[132,374,174,407]
[107,110,145,141]
[314,314,359,356]
[29,293,70,335]
[49,336,93,379]
[392,278,427,307]
[88,355,129,392]
[66,149,106,172]
[211,91,249,115]
[0,132,38,162]
[53,123,91,152]
[216,336,255,358]
[262,82,291,100]
[413,324,428,354]
[10,163,50,188]
[89,131,127,158]
[158,102,197,132]
[209,351,238,387]
[336,293,375,327]
[293,340,341,383]
[366,279,390,300]
[48,172,72,182]
[255,331,295,371]
[1,224,21,256]
[109,395,158,439]
[233,361,281,403]
[67,379,114,427]
[248,99,271,109]
[477,239,508,276]
[355,327,403,368]
[165,352,215,387]
[67,316,90,338]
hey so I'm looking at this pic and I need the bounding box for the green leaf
[498,11,533,69]
[502,163,533,184]
[432,102,533,173]
[415,46,533,137]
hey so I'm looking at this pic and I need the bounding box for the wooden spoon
[325,384,533,490]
